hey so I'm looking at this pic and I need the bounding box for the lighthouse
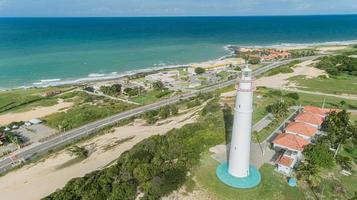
[228,65,254,178]
[216,65,261,189]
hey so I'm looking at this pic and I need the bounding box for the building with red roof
[272,133,310,152]
[275,150,299,175]
[285,122,318,141]
[303,106,331,117]
[294,112,324,128]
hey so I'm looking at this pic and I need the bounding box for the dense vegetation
[143,105,179,125]
[194,67,206,75]
[100,84,122,96]
[315,55,357,76]
[288,49,316,58]
[44,100,225,200]
[124,87,144,97]
[152,81,165,91]
[297,110,357,198]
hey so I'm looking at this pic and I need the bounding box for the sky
[1,0,357,17]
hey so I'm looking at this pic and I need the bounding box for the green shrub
[45,101,225,200]
[194,67,206,75]
[285,92,300,100]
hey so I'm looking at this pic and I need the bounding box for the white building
[145,71,179,85]
[228,66,254,178]
[275,150,299,176]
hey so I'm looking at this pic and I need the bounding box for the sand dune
[221,59,325,98]
[0,108,199,200]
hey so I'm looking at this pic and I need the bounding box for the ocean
[1,15,357,89]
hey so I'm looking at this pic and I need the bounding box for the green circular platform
[216,162,261,189]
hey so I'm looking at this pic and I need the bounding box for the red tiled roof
[276,155,294,167]
[304,106,331,116]
[295,112,324,126]
[285,122,317,137]
[273,133,310,151]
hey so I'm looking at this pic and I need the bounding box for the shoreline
[1,40,357,91]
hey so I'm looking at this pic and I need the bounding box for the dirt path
[0,99,73,125]
[0,109,199,200]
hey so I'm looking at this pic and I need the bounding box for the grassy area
[264,60,301,77]
[130,90,175,104]
[43,101,134,131]
[312,166,357,200]
[253,109,295,143]
[0,87,60,114]
[296,91,357,109]
[289,75,357,95]
[195,155,305,200]
[42,91,136,130]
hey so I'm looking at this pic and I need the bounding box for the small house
[285,122,318,142]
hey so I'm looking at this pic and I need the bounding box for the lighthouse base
[216,162,261,189]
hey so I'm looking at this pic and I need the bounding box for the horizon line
[1,13,357,18]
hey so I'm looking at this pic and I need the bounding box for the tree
[144,110,158,124]
[248,57,261,65]
[124,87,143,97]
[158,106,171,119]
[68,145,88,159]
[266,100,289,118]
[152,81,165,91]
[5,132,23,148]
[304,143,335,169]
[321,110,353,148]
[111,84,122,94]
[296,162,320,186]
[194,67,205,75]
[170,105,179,115]
[335,154,353,170]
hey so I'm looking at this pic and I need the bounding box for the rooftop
[285,122,317,137]
[273,133,310,152]
[303,105,332,117]
[276,155,294,167]
[295,112,324,126]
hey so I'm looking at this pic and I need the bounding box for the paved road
[0,55,322,173]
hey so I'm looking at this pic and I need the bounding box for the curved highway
[0,55,320,173]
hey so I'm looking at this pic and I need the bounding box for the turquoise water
[1,16,357,88]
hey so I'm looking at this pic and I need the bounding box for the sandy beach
[0,107,199,200]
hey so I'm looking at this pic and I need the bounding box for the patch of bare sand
[0,108,199,200]
[317,46,347,51]
[255,60,325,89]
[163,186,215,200]
[0,99,73,125]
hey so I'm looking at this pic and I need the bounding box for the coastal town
[0,43,356,200]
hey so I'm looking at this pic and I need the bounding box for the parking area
[17,124,57,143]
[0,124,57,157]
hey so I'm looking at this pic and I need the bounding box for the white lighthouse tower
[216,65,261,189]
[228,65,254,178]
